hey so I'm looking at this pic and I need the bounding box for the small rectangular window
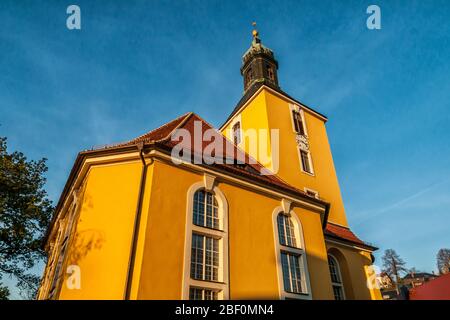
[232,122,241,145]
[292,110,305,136]
[189,287,219,300]
[281,252,303,294]
[333,286,344,300]
[305,189,319,199]
[190,233,219,282]
[300,150,312,174]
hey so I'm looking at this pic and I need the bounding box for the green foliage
[0,284,10,300]
[0,137,54,299]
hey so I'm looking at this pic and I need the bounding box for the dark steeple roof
[241,24,280,93]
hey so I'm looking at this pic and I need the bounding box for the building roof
[403,272,437,280]
[114,113,374,250]
[325,222,377,250]
[46,112,375,252]
[410,273,450,300]
[109,112,326,205]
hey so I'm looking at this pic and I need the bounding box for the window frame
[304,188,319,199]
[46,196,80,299]
[189,286,220,300]
[272,208,312,300]
[289,105,308,136]
[183,181,229,300]
[328,254,346,300]
[193,189,221,230]
[299,149,314,175]
[232,121,242,146]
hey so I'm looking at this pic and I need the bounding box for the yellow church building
[37,29,381,300]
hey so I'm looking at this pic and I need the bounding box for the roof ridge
[132,112,192,142]
[153,111,193,143]
[187,113,304,193]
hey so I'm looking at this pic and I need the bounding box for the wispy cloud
[354,178,450,226]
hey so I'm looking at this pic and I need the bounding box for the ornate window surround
[182,174,229,300]
[272,201,312,300]
[289,104,315,176]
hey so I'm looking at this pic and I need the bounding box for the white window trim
[289,104,308,137]
[304,188,319,199]
[182,179,229,300]
[272,206,312,300]
[328,254,346,300]
[228,114,242,147]
[45,192,81,299]
[297,148,315,176]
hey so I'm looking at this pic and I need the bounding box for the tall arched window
[184,183,229,300]
[274,210,311,299]
[328,254,345,300]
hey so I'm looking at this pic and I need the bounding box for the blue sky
[1,0,449,298]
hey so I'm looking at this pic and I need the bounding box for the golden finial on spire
[252,21,259,39]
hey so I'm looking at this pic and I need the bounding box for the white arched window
[183,181,229,300]
[273,208,311,299]
[328,254,345,300]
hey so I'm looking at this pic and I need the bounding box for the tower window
[232,122,241,145]
[300,150,312,174]
[328,255,345,300]
[245,68,253,86]
[292,110,306,136]
[267,64,274,81]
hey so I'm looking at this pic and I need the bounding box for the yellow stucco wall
[135,159,334,300]
[46,151,377,300]
[265,90,348,226]
[220,86,381,299]
[222,88,348,226]
[45,86,380,300]
[58,161,143,299]
[326,243,382,300]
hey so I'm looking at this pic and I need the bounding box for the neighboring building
[409,273,450,300]
[37,28,381,300]
[378,272,399,300]
[377,272,394,290]
[402,272,437,289]
[380,271,440,300]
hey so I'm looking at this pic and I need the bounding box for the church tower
[221,25,350,227]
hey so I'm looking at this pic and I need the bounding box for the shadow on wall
[327,247,355,300]
[67,229,106,265]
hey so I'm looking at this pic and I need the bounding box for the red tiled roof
[111,112,318,201]
[410,273,450,300]
[325,223,376,249]
[117,112,191,146]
